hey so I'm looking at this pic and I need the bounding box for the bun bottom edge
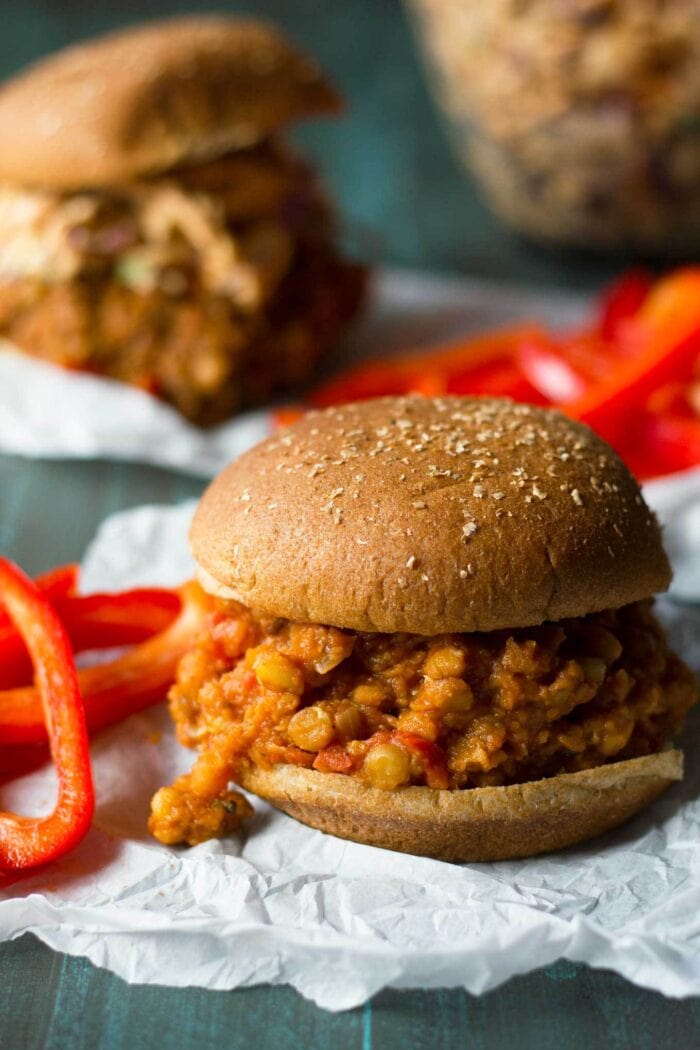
[238,749,683,861]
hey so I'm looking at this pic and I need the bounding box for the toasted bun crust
[192,396,671,633]
[239,750,683,861]
[0,17,341,189]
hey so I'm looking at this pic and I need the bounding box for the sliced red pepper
[647,381,697,418]
[566,326,700,448]
[557,333,620,379]
[642,415,700,474]
[0,563,77,637]
[516,336,589,404]
[0,564,80,688]
[0,581,211,746]
[598,270,652,342]
[0,559,94,872]
[273,406,305,429]
[411,371,450,396]
[446,355,547,403]
[58,588,180,650]
[310,325,544,407]
[563,269,700,463]
[33,563,79,600]
[303,268,700,481]
[0,588,180,690]
[635,267,700,346]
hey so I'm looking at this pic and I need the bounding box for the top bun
[0,16,341,190]
[191,396,671,634]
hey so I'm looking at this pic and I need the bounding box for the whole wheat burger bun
[0,16,341,190]
[239,750,683,861]
[192,395,671,634]
[192,395,683,861]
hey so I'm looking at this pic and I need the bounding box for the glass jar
[406,0,700,252]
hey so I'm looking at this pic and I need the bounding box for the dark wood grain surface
[0,1,698,1046]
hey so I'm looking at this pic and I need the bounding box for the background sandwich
[0,16,365,424]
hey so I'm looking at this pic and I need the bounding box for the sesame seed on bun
[191,395,671,634]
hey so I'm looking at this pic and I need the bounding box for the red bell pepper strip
[0,564,80,688]
[642,415,700,474]
[32,563,79,600]
[516,336,589,404]
[310,325,544,406]
[273,406,305,429]
[0,588,180,690]
[57,588,180,650]
[302,267,700,481]
[647,381,698,418]
[445,355,548,403]
[598,271,652,342]
[556,333,619,380]
[0,563,77,637]
[0,581,212,747]
[634,267,700,346]
[566,326,700,447]
[410,371,450,396]
[0,559,94,872]
[566,268,700,449]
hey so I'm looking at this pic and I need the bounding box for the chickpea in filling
[149,598,696,845]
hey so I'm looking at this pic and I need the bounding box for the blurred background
[1,6,699,1044]
[2,0,674,294]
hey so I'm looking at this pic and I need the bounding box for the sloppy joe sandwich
[0,17,365,424]
[149,396,696,860]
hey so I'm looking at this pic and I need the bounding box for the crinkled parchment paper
[0,270,587,477]
[0,270,699,1008]
[0,478,699,1011]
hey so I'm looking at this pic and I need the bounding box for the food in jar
[407,0,700,250]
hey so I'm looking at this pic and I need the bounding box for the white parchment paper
[0,481,699,1010]
[0,269,587,477]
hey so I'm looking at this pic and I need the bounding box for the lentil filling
[149,597,696,846]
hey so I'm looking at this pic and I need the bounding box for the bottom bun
[239,750,683,861]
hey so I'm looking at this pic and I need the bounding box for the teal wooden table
[1,2,698,1046]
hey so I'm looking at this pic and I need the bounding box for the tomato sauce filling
[149,598,696,845]
[0,144,365,426]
